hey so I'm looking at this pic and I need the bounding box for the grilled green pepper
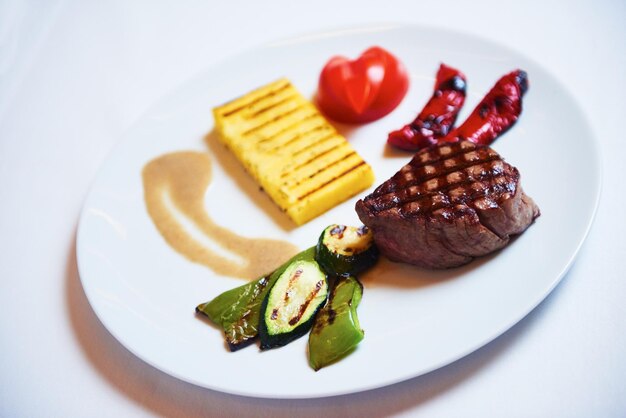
[196,247,315,351]
[316,224,379,276]
[259,254,328,350]
[308,275,364,371]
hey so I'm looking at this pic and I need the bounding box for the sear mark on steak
[355,140,540,269]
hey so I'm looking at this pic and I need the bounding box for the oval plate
[77,24,601,398]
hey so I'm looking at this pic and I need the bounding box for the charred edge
[327,306,337,325]
[407,121,422,134]
[437,75,467,93]
[516,70,529,94]
[330,225,347,238]
[326,282,342,326]
[220,82,291,117]
[227,337,257,352]
[479,103,490,119]
[255,277,270,295]
[288,280,324,326]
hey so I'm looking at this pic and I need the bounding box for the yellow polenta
[213,78,374,225]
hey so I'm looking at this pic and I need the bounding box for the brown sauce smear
[142,151,298,280]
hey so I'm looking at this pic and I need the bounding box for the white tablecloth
[1,1,624,416]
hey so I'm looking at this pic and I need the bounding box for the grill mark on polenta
[282,144,344,176]
[286,151,358,187]
[219,82,291,117]
[270,125,330,153]
[249,94,301,117]
[242,105,306,136]
[256,113,320,145]
[291,132,337,156]
[294,144,344,171]
[295,161,367,200]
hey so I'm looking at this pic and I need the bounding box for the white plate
[76,24,601,399]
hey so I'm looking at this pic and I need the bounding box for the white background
[1,1,624,417]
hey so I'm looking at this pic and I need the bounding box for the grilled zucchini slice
[196,247,315,351]
[259,256,328,349]
[316,225,379,276]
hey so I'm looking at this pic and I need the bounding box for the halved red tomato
[316,46,409,124]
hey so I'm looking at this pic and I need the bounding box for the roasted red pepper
[387,63,466,151]
[444,69,528,146]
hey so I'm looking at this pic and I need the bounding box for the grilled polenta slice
[213,78,374,225]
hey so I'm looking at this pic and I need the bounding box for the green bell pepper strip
[308,275,364,370]
[196,247,315,351]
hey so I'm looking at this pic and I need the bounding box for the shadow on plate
[360,250,497,290]
[382,142,416,159]
[204,130,296,233]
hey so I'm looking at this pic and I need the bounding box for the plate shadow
[204,130,296,232]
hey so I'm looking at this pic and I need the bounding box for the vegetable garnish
[259,255,328,350]
[444,69,528,146]
[197,225,378,370]
[308,275,364,371]
[388,63,466,151]
[316,224,379,277]
[196,248,316,351]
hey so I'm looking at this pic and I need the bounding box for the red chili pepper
[387,63,466,151]
[444,70,528,146]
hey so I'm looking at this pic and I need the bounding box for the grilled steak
[355,140,540,269]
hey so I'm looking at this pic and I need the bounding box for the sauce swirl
[142,151,298,280]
